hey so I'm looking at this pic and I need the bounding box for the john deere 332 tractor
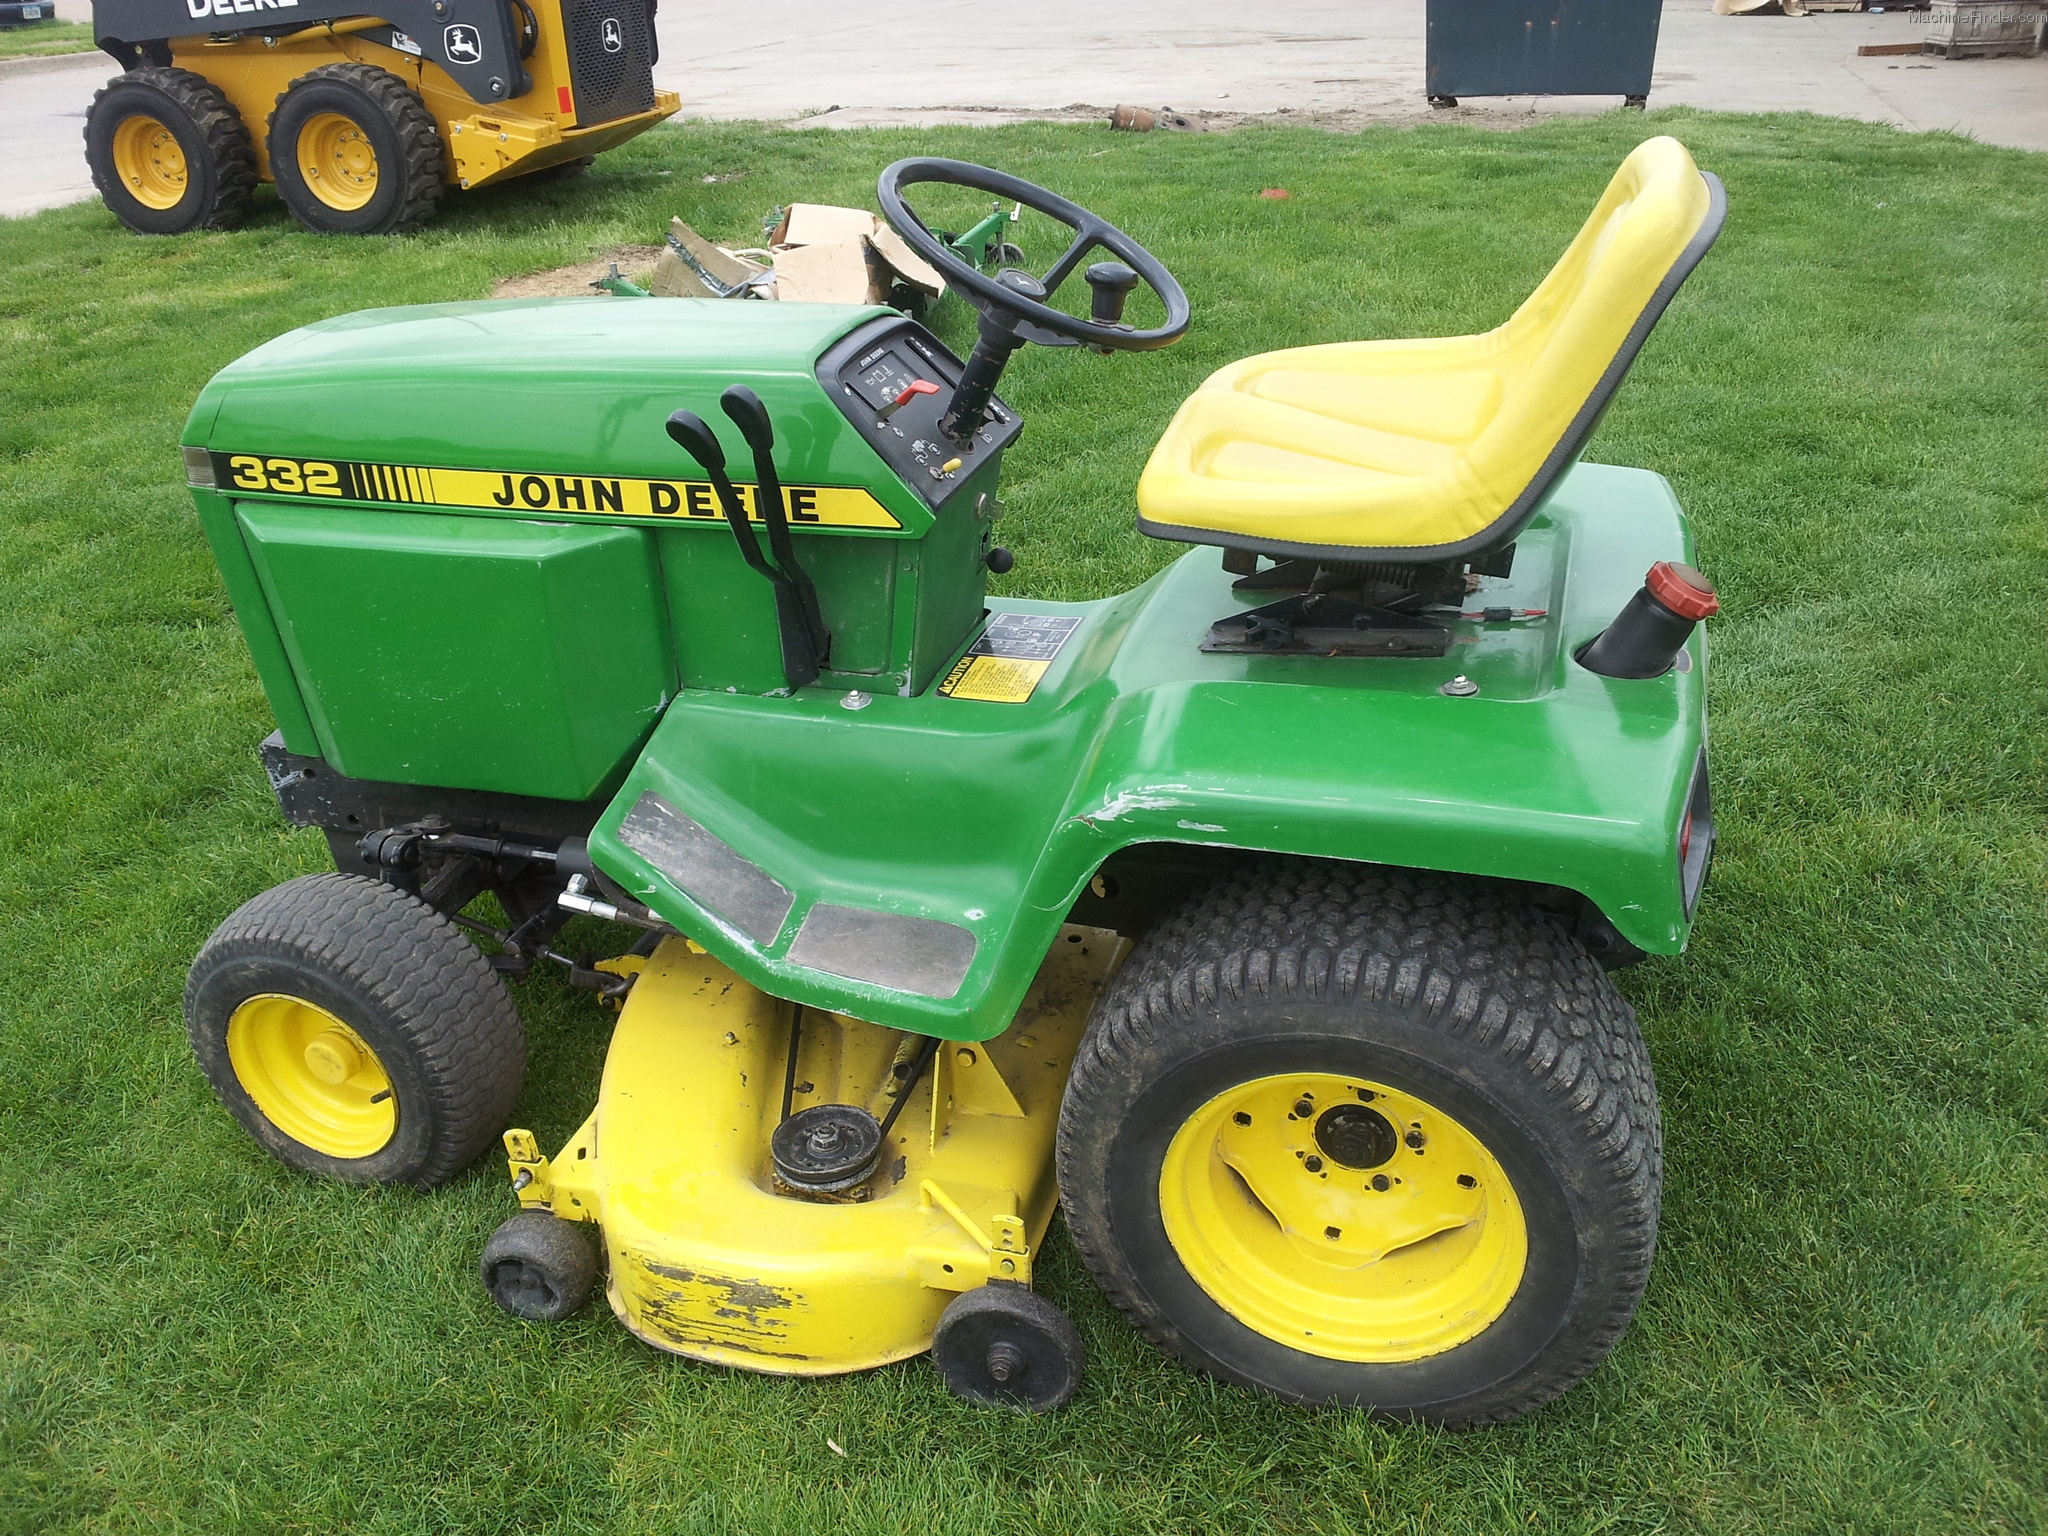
[181,138,1725,1420]
[85,0,676,233]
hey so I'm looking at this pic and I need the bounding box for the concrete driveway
[5,0,2043,219]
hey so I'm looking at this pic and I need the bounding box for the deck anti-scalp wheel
[84,67,255,235]
[267,64,445,235]
[1057,860,1662,1425]
[931,1283,1085,1413]
[481,1211,598,1320]
[185,872,525,1186]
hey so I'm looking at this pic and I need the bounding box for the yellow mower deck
[503,928,1123,1374]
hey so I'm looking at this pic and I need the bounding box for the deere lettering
[186,0,297,16]
[210,452,901,531]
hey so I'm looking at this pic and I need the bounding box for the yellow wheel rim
[110,114,188,210]
[296,111,380,211]
[1159,1073,1527,1363]
[225,993,397,1159]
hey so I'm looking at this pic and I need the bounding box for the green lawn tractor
[180,137,1725,1422]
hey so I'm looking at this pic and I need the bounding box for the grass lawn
[1,109,2044,1535]
[0,20,95,58]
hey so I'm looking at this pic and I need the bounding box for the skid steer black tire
[268,64,445,235]
[84,67,256,235]
[186,873,525,1187]
[1056,859,1661,1425]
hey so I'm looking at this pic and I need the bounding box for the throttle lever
[665,408,819,689]
[720,386,830,666]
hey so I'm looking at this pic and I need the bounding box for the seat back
[1134,136,1725,563]
[1457,136,1722,536]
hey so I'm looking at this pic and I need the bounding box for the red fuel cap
[1644,561,1719,621]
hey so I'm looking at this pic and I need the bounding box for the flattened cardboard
[648,217,770,298]
[770,202,885,248]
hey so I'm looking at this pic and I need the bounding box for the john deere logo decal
[209,452,904,531]
[600,16,624,51]
[442,23,482,62]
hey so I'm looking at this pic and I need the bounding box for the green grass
[0,20,95,58]
[2,110,2045,1535]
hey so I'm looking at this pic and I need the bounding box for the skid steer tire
[186,873,525,1187]
[1056,859,1661,1425]
[84,67,256,235]
[268,64,445,235]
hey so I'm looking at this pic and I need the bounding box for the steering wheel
[877,158,1190,352]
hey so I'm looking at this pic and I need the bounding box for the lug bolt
[1371,1174,1391,1192]
[1303,1154,1324,1173]
[1405,1130,1426,1149]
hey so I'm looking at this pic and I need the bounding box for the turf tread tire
[267,63,445,235]
[84,67,256,234]
[1056,859,1660,1425]
[185,873,524,1187]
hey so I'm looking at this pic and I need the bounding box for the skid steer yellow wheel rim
[111,114,188,210]
[226,994,396,1158]
[1159,1073,1527,1363]
[297,112,379,211]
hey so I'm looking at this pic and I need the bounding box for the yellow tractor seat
[1136,136,1726,564]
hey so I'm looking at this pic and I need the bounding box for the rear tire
[84,67,255,234]
[1056,860,1661,1425]
[185,873,525,1186]
[268,64,445,235]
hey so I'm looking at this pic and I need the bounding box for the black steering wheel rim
[877,157,1190,351]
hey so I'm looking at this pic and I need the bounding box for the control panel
[816,316,1025,509]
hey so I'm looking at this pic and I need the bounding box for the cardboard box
[768,203,946,306]
[648,217,772,299]
[644,205,948,306]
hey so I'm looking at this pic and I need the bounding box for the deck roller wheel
[184,873,525,1187]
[481,1211,598,1320]
[1057,859,1662,1425]
[84,67,256,234]
[267,64,445,235]
[931,1284,1085,1413]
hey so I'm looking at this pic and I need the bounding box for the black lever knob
[665,410,726,471]
[1085,261,1141,325]
[720,384,775,451]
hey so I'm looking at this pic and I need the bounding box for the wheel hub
[1158,1073,1529,1363]
[224,994,396,1160]
[303,1027,366,1085]
[298,112,380,212]
[110,114,188,210]
[1313,1100,1398,1169]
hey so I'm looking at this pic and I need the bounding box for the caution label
[938,614,1084,704]
[210,452,902,530]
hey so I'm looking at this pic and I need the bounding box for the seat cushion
[1136,136,1720,559]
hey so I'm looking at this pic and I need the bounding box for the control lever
[664,408,821,689]
[720,386,831,668]
[1084,261,1141,325]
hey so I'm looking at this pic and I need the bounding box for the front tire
[268,64,445,235]
[84,67,255,234]
[1056,861,1661,1424]
[185,873,525,1186]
